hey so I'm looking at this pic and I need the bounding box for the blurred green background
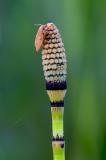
[0,0,106,160]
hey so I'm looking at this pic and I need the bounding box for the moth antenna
[34,23,42,26]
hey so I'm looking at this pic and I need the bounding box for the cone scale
[35,22,67,160]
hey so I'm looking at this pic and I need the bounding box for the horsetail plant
[35,22,67,160]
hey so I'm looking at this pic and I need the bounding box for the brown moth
[34,23,55,52]
[34,25,44,52]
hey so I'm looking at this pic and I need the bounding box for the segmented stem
[42,23,67,160]
[51,105,65,160]
[36,22,67,160]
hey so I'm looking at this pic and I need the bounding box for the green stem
[51,107,65,160]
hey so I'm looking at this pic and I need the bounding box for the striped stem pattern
[35,22,67,160]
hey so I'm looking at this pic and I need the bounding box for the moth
[35,23,54,52]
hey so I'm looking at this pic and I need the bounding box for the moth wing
[35,25,44,52]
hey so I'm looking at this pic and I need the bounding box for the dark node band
[52,135,64,141]
[50,101,64,107]
[46,81,67,90]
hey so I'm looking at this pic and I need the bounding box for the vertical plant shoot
[35,22,67,160]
